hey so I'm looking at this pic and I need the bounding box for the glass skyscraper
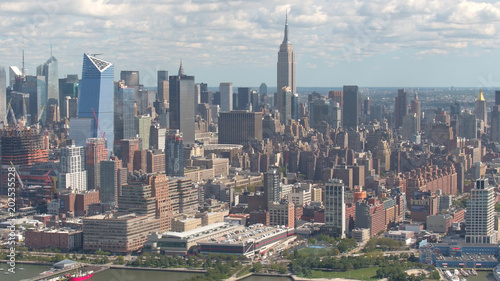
[114,81,136,153]
[41,56,59,108]
[169,63,195,144]
[0,66,6,124]
[78,53,114,152]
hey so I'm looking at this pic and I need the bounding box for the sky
[1,0,500,88]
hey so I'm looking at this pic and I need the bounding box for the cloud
[0,0,499,86]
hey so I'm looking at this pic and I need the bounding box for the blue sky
[1,0,500,88]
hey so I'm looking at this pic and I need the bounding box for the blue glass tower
[78,53,114,152]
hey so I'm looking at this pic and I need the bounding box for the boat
[471,269,477,276]
[460,269,468,277]
[68,270,94,281]
[493,264,500,281]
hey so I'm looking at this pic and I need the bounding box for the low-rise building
[25,228,83,251]
[384,230,414,245]
[351,228,370,243]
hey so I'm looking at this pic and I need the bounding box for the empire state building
[276,14,296,120]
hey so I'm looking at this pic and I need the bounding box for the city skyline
[1,1,500,88]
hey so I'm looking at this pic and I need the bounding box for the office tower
[9,66,22,89]
[402,113,419,139]
[21,75,47,125]
[200,83,211,105]
[259,83,268,96]
[465,179,497,244]
[59,75,78,119]
[121,138,139,172]
[219,82,233,112]
[157,70,169,103]
[495,90,500,106]
[458,109,477,139]
[330,102,342,129]
[277,14,296,98]
[218,111,263,144]
[114,81,136,153]
[86,138,107,190]
[473,89,487,125]
[363,97,371,117]
[329,90,343,107]
[236,87,251,110]
[137,88,155,116]
[279,86,292,124]
[394,89,408,129]
[78,53,114,152]
[100,157,126,207]
[342,85,359,129]
[309,99,329,129]
[0,67,6,124]
[491,105,500,142]
[409,93,421,131]
[59,145,87,191]
[40,56,59,108]
[136,115,151,150]
[232,92,238,110]
[264,168,281,210]
[291,92,299,120]
[165,129,184,177]
[325,179,346,238]
[46,104,60,124]
[120,70,139,96]
[194,83,201,106]
[169,63,195,144]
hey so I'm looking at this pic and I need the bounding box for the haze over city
[1,0,500,87]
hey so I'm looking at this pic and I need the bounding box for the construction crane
[33,105,45,130]
[10,161,24,189]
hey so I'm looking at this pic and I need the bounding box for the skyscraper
[58,145,87,191]
[465,179,497,244]
[279,86,292,124]
[219,82,233,112]
[237,87,251,110]
[100,157,126,207]
[264,168,281,210]
[114,81,136,152]
[218,111,263,144]
[165,129,184,177]
[157,71,169,104]
[491,105,500,142]
[394,89,408,130]
[409,93,421,132]
[78,53,114,152]
[325,179,346,238]
[169,62,195,144]
[86,138,108,190]
[277,14,296,101]
[342,85,359,129]
[0,66,6,124]
[41,56,59,108]
[473,89,487,125]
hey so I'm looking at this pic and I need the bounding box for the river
[0,263,292,281]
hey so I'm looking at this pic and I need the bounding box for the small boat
[471,269,478,276]
[68,270,94,281]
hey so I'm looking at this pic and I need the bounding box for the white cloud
[0,0,498,86]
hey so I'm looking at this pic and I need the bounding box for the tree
[116,256,125,265]
[252,262,263,273]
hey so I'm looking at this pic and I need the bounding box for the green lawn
[309,267,379,280]
[298,247,333,256]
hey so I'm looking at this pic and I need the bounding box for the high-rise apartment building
[342,85,359,129]
[86,138,107,190]
[58,145,87,191]
[165,129,184,177]
[264,168,281,210]
[169,63,195,144]
[465,179,497,244]
[394,89,408,130]
[325,179,346,238]
[78,53,114,152]
[218,111,262,144]
[219,82,233,112]
[100,157,126,207]
[277,15,296,101]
